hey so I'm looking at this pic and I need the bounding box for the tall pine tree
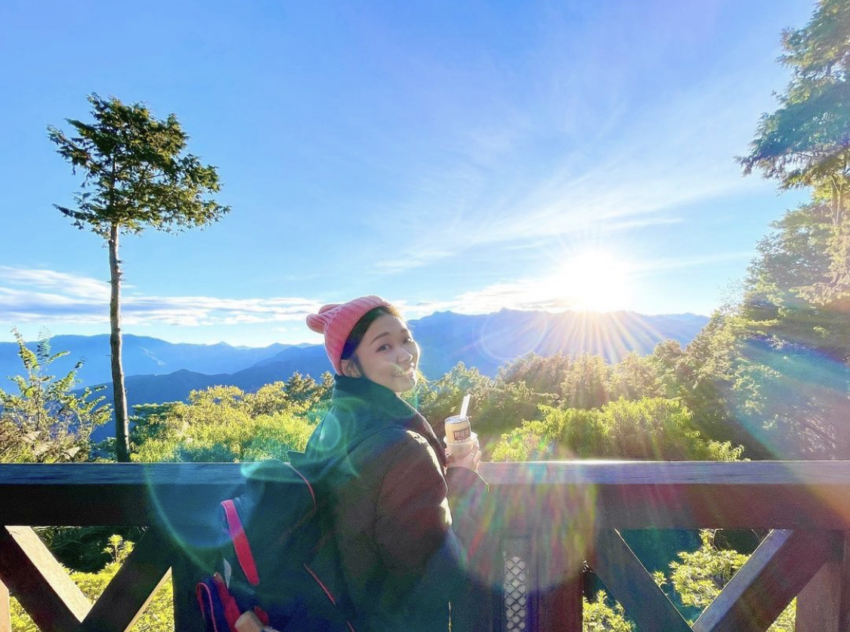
[48,94,229,461]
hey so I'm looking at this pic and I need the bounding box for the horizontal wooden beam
[0,463,245,529]
[1,462,850,529]
[485,460,850,530]
[0,526,90,632]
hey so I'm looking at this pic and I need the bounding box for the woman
[305,296,489,632]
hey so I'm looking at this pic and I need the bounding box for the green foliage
[737,0,850,193]
[738,0,850,305]
[415,362,494,424]
[414,362,555,445]
[743,202,850,359]
[582,592,634,631]
[663,220,850,459]
[492,398,744,462]
[48,94,229,237]
[476,379,556,438]
[36,526,145,573]
[609,352,665,401]
[131,383,317,462]
[498,352,574,399]
[562,354,612,409]
[11,535,174,632]
[654,530,795,631]
[0,329,110,463]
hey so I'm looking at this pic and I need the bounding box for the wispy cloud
[0,249,747,333]
[0,267,323,327]
[630,251,754,276]
[361,6,777,275]
[0,266,111,300]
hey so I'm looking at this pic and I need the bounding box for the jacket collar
[331,374,418,426]
[306,375,445,468]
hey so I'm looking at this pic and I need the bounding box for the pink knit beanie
[306,296,394,374]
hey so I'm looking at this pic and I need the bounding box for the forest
[3,1,850,630]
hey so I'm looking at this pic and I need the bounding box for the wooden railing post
[796,531,850,632]
[0,577,11,632]
[533,538,583,632]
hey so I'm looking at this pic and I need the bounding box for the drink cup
[444,415,476,459]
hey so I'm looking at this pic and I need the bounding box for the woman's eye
[377,344,390,352]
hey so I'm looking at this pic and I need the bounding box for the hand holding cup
[445,395,480,472]
[447,432,481,472]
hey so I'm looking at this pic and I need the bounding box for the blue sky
[0,0,814,346]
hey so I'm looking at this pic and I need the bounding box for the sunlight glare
[560,251,632,312]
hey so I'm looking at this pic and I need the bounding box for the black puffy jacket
[305,375,490,631]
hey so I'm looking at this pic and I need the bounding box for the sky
[0,0,816,347]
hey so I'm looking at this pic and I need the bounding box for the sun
[560,251,632,312]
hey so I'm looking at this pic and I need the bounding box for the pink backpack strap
[221,499,260,586]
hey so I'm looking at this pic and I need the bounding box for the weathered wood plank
[796,531,850,632]
[0,463,244,528]
[481,460,850,486]
[79,529,173,632]
[693,529,836,632]
[0,526,90,632]
[534,569,582,632]
[486,461,850,530]
[589,529,691,632]
[5,462,850,529]
[531,525,583,632]
[0,578,11,632]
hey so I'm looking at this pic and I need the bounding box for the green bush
[131,383,317,463]
[0,329,110,463]
[492,398,744,462]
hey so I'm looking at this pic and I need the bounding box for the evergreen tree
[739,0,850,305]
[48,94,229,461]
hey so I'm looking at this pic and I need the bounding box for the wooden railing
[1,461,850,631]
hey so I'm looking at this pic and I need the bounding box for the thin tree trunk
[108,223,131,462]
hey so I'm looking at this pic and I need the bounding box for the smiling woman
[302,296,490,631]
[561,251,633,312]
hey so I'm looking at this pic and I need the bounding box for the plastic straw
[459,394,471,418]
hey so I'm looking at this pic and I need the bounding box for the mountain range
[1,310,709,438]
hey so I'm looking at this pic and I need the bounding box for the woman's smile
[346,313,420,392]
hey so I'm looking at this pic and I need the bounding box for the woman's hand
[447,435,481,473]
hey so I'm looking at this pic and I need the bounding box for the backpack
[196,430,393,632]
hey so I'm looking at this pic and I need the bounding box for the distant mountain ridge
[1,311,709,390]
[24,309,711,440]
[0,334,292,387]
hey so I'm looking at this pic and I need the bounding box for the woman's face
[344,313,420,393]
